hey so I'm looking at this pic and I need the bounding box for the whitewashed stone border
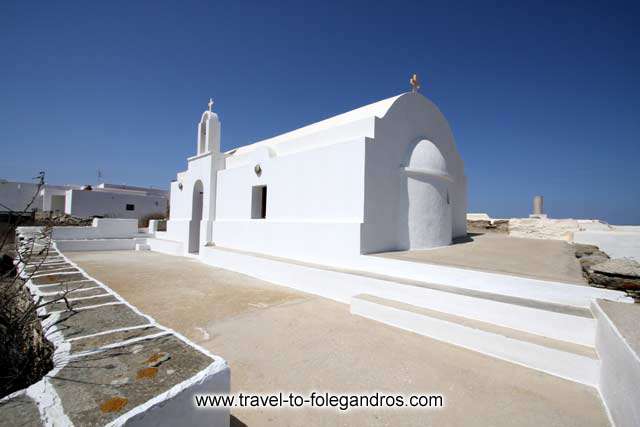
[2,236,230,427]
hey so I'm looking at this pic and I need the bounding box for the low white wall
[125,366,230,427]
[592,300,640,427]
[55,238,145,252]
[147,237,185,257]
[574,230,640,261]
[52,218,139,240]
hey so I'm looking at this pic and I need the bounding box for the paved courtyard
[66,250,608,426]
[376,233,587,284]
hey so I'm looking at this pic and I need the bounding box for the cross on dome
[207,98,214,112]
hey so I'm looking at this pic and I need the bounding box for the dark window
[251,185,267,219]
[126,204,135,211]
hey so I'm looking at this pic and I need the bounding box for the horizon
[1,0,638,224]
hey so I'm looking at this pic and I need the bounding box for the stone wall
[466,214,614,242]
[466,219,509,234]
[508,218,581,241]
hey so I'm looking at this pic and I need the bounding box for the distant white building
[156,91,467,261]
[0,180,168,220]
[0,180,72,214]
[65,183,168,220]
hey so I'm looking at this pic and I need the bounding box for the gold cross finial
[409,73,420,93]
[207,98,214,112]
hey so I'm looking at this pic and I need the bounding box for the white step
[200,246,597,347]
[351,294,600,387]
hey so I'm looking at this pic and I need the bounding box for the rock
[591,259,640,277]
[574,243,611,280]
[587,259,640,292]
[34,213,93,227]
[574,243,602,258]
[579,254,609,271]
[492,220,509,233]
[589,272,640,291]
[0,395,41,425]
[467,220,491,233]
[467,219,508,234]
[145,352,171,368]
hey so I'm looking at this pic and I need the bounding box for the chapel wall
[211,137,367,262]
[215,139,366,222]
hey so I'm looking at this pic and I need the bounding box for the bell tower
[197,98,221,155]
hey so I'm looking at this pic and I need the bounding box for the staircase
[351,293,600,386]
[197,245,621,388]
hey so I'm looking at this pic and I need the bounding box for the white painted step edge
[371,283,597,348]
[199,247,596,347]
[351,296,600,387]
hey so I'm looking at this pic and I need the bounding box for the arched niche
[198,121,207,155]
[404,139,453,249]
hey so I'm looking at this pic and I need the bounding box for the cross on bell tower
[409,73,421,93]
[207,98,214,112]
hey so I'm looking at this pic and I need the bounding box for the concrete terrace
[375,233,587,285]
[66,250,609,427]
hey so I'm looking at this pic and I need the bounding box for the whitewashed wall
[0,181,81,212]
[0,181,43,211]
[42,186,69,212]
[214,92,466,259]
[361,93,466,253]
[97,183,168,197]
[165,111,223,253]
[164,92,467,260]
[213,138,366,260]
[165,154,217,252]
[65,189,167,220]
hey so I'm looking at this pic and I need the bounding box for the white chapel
[160,85,467,263]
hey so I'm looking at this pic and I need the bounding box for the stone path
[0,229,226,427]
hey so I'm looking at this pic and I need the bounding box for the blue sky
[1,1,638,224]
